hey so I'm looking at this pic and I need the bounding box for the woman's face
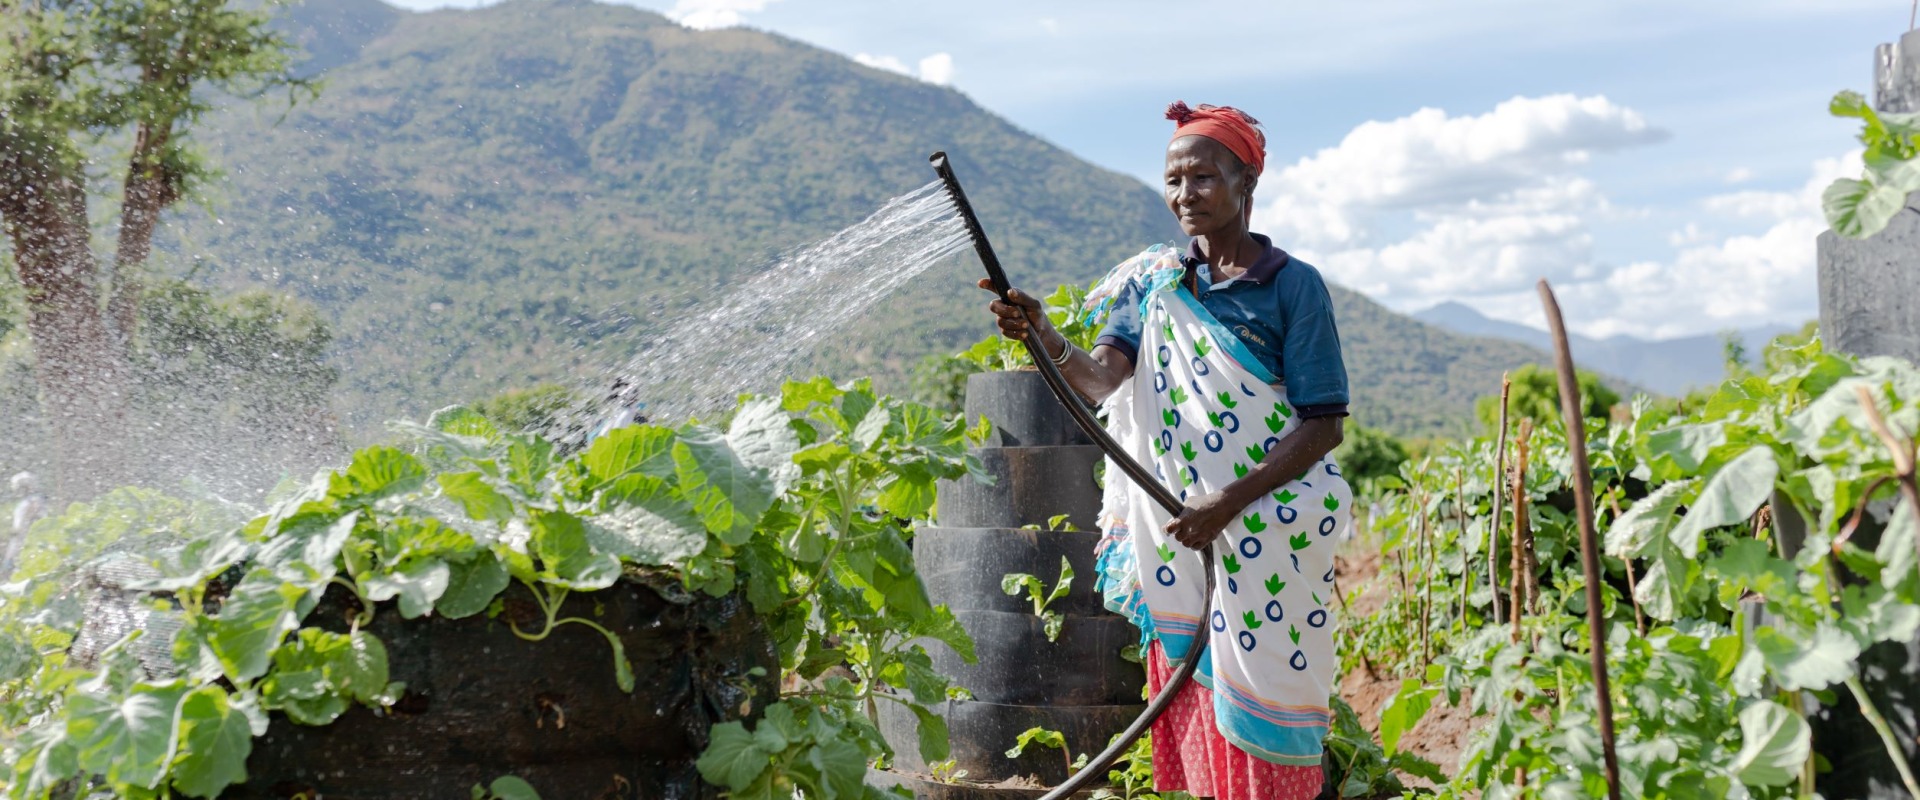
[1164,135,1252,238]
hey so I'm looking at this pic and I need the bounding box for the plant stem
[1537,279,1620,800]
[1418,488,1433,667]
[1845,674,1920,798]
[1854,385,1920,574]
[1607,493,1647,637]
[1491,374,1511,625]
[1455,466,1470,634]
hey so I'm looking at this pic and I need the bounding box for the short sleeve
[1277,263,1349,417]
[1092,278,1146,365]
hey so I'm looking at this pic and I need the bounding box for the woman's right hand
[979,278,1061,351]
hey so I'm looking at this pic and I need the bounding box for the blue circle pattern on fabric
[1265,600,1284,622]
[1308,609,1328,629]
[1204,430,1224,452]
[1240,536,1262,560]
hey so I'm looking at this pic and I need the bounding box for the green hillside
[165,0,1550,438]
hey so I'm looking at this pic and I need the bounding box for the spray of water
[570,180,972,430]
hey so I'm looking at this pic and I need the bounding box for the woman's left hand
[1164,490,1242,551]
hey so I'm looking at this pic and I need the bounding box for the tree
[0,0,307,495]
[1475,363,1620,431]
[1334,421,1410,489]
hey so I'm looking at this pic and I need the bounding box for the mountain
[161,0,1552,438]
[1413,301,1796,396]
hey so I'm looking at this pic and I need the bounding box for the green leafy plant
[1825,90,1920,238]
[471,775,543,800]
[0,378,982,799]
[1324,695,1441,797]
[1005,725,1087,778]
[1090,733,1196,800]
[929,759,969,785]
[956,282,1106,372]
[1346,334,1920,798]
[1002,556,1075,642]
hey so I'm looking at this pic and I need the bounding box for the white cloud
[854,51,955,85]
[1254,95,1664,306]
[1667,222,1716,247]
[853,53,912,75]
[1725,166,1755,184]
[666,0,780,30]
[1559,151,1858,337]
[918,53,955,85]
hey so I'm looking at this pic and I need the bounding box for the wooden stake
[1537,279,1621,800]
[1490,374,1511,624]
[1510,419,1533,645]
[1455,466,1470,632]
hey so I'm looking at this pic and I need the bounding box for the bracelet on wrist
[1049,336,1073,365]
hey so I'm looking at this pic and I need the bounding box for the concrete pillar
[1818,29,1920,364]
[1810,32,1920,800]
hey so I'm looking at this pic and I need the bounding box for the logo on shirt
[1235,325,1268,348]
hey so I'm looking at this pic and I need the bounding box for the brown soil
[1333,546,1480,792]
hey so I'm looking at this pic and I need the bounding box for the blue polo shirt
[1094,234,1350,418]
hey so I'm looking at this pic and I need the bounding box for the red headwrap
[1166,101,1266,178]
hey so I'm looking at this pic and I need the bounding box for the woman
[983,102,1350,800]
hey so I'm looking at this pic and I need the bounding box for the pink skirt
[1147,643,1324,800]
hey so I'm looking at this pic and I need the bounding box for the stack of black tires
[877,371,1145,799]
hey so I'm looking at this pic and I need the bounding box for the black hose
[930,152,1217,799]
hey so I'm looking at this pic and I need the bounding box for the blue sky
[384,0,1906,340]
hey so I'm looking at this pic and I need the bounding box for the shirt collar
[1181,233,1291,285]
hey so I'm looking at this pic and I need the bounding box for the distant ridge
[166,0,1556,438]
[1414,301,1796,396]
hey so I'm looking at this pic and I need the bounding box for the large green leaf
[1604,481,1686,558]
[1643,423,1726,480]
[439,471,515,522]
[486,775,543,800]
[328,446,429,505]
[438,551,511,618]
[582,501,708,565]
[696,721,771,790]
[676,426,777,545]
[727,396,802,494]
[809,736,868,798]
[530,510,620,590]
[1824,175,1908,240]
[1754,623,1858,691]
[209,570,306,683]
[1379,681,1437,756]
[68,679,189,791]
[581,426,679,491]
[1634,543,1695,621]
[1669,447,1777,557]
[1876,496,1918,589]
[11,721,78,796]
[170,687,253,798]
[260,629,379,726]
[876,462,938,520]
[337,631,391,704]
[1732,700,1809,788]
[363,558,452,619]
